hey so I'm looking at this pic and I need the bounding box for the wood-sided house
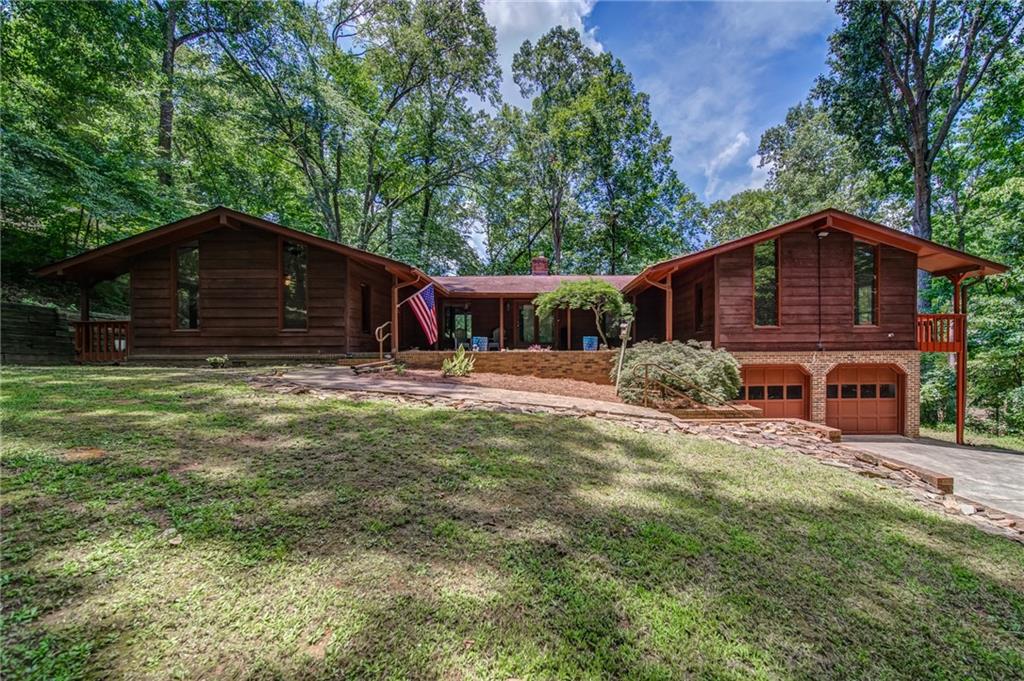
[39,207,1006,441]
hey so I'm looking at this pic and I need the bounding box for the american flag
[406,283,438,345]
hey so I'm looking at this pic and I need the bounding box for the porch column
[567,307,572,350]
[949,273,967,445]
[391,277,398,355]
[79,282,91,321]
[498,297,504,350]
[664,273,673,341]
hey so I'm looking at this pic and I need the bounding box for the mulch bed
[380,369,623,403]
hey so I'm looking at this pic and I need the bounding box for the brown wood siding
[345,258,392,353]
[633,287,665,342]
[130,226,376,355]
[713,228,917,351]
[671,260,714,343]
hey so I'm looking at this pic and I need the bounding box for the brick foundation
[398,350,617,385]
[731,350,921,437]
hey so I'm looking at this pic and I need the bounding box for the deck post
[951,274,966,445]
[567,307,572,350]
[664,273,673,341]
[391,277,398,355]
[78,282,91,321]
[498,297,504,350]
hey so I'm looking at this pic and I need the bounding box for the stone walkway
[255,368,1023,543]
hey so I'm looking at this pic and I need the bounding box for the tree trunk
[608,211,618,275]
[158,2,177,186]
[912,157,933,311]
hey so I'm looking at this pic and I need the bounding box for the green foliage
[533,278,630,347]
[206,355,230,369]
[616,340,742,407]
[441,346,475,377]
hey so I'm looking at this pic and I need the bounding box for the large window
[753,240,779,326]
[280,241,307,329]
[519,303,536,344]
[448,307,472,345]
[854,242,878,325]
[175,242,199,329]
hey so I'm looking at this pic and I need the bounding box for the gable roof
[623,208,1007,294]
[36,206,440,290]
[436,274,636,296]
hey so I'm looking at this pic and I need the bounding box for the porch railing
[73,320,131,363]
[916,313,965,353]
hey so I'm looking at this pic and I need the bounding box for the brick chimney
[531,255,549,275]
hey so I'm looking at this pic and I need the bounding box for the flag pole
[396,283,431,309]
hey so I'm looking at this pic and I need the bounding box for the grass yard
[920,425,1024,454]
[2,367,1024,680]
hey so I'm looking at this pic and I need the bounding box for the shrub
[206,355,229,369]
[441,346,475,377]
[615,340,741,406]
[533,278,631,348]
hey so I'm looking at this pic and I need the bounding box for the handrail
[627,361,747,414]
[917,313,965,352]
[73,320,131,363]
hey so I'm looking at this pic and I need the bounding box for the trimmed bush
[615,340,741,406]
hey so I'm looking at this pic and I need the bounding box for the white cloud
[704,131,749,198]
[483,0,602,105]
[634,0,837,201]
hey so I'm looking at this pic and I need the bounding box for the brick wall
[399,350,617,385]
[731,350,921,437]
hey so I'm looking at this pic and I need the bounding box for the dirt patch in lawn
[377,369,622,403]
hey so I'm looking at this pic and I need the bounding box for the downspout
[815,227,830,351]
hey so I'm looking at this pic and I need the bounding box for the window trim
[752,239,781,328]
[853,240,880,328]
[170,241,200,332]
[278,238,309,332]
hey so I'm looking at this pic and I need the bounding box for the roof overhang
[623,208,1007,295]
[36,206,445,292]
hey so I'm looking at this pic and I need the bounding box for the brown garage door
[739,366,808,419]
[826,366,901,434]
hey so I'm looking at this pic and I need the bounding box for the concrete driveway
[845,436,1024,517]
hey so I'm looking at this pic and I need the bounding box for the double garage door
[740,364,902,434]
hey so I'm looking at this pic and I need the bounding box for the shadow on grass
[2,367,1024,679]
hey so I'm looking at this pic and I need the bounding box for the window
[786,385,802,400]
[360,284,372,334]
[448,307,472,344]
[767,385,784,400]
[694,283,704,330]
[860,384,877,398]
[539,311,554,345]
[854,242,878,325]
[880,383,897,398]
[841,384,858,399]
[754,240,778,326]
[280,241,307,329]
[827,384,839,399]
[519,303,536,344]
[747,385,765,400]
[175,242,199,329]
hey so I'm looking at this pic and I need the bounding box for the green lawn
[2,367,1023,680]
[920,425,1024,454]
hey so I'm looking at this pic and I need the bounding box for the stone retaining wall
[1,302,74,365]
[399,350,617,385]
[732,349,921,437]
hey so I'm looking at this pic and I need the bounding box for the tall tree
[819,0,1023,297]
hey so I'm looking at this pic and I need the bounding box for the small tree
[533,278,631,348]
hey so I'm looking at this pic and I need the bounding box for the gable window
[854,242,878,325]
[175,242,199,329]
[280,240,307,329]
[753,240,779,326]
[694,283,704,330]
[360,284,372,334]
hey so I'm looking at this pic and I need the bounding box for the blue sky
[483,0,840,202]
